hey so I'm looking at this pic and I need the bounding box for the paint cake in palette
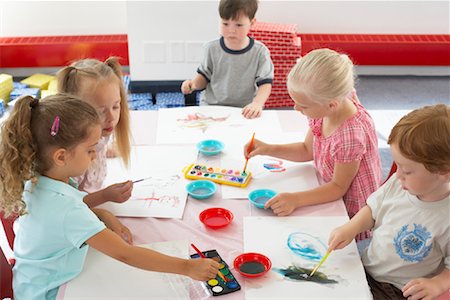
[184,163,252,187]
[190,249,241,296]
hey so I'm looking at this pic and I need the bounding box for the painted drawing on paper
[272,232,338,284]
[287,232,328,261]
[176,112,230,132]
[263,159,286,173]
[243,216,372,299]
[156,106,282,144]
[100,146,198,219]
[133,174,182,208]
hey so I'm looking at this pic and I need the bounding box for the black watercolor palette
[190,249,241,296]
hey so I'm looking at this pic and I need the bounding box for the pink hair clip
[50,116,60,136]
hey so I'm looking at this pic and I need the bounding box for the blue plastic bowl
[197,139,224,156]
[186,180,217,199]
[248,189,277,209]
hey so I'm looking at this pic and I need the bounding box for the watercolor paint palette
[184,163,252,188]
[190,249,241,296]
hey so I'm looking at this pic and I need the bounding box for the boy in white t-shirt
[328,104,450,300]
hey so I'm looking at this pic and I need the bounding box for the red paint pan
[234,252,272,278]
[199,207,233,229]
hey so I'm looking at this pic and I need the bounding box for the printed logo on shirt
[393,224,432,262]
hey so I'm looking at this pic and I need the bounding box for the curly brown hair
[0,94,100,216]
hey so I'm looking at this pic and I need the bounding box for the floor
[357,75,450,180]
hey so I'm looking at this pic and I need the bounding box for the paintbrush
[243,132,256,174]
[132,177,152,184]
[190,243,228,282]
[309,249,332,277]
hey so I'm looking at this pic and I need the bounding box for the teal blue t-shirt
[13,176,106,300]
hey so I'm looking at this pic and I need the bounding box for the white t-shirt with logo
[361,175,450,289]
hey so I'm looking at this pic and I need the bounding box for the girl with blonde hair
[245,48,382,240]
[57,57,132,207]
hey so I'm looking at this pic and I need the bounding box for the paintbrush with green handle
[309,249,332,277]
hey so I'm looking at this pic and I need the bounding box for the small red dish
[233,252,272,278]
[199,207,233,229]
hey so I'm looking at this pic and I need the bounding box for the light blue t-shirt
[13,176,106,300]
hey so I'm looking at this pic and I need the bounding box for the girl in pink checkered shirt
[245,48,382,240]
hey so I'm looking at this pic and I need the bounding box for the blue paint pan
[248,189,277,209]
[197,139,224,156]
[186,180,217,199]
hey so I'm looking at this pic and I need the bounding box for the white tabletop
[58,109,350,300]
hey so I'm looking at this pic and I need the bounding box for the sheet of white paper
[156,106,282,144]
[98,145,198,218]
[216,131,315,199]
[62,240,190,299]
[243,216,372,299]
[129,110,157,145]
[222,157,319,199]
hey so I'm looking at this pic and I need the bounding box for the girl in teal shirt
[0,94,219,300]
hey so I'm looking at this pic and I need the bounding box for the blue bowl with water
[186,180,217,199]
[248,189,277,209]
[197,139,224,156]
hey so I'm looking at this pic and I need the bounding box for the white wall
[127,1,450,80]
[0,1,127,37]
[0,1,449,78]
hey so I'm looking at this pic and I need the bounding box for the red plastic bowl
[199,207,233,229]
[233,252,272,278]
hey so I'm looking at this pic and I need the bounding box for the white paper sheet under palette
[222,158,319,199]
[62,240,190,299]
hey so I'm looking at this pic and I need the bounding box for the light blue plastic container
[197,139,224,156]
[186,180,217,199]
[248,189,277,208]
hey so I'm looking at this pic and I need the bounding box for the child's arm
[265,159,360,216]
[328,206,375,250]
[86,228,220,281]
[91,208,132,244]
[181,74,208,94]
[84,181,133,207]
[402,268,450,300]
[245,130,314,162]
[242,83,272,119]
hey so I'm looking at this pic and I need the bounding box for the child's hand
[94,209,133,244]
[242,102,263,119]
[328,224,355,251]
[264,192,298,216]
[244,139,269,158]
[186,258,220,281]
[102,181,133,203]
[181,80,195,94]
[402,277,444,300]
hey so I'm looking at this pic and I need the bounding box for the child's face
[220,13,254,44]
[391,144,450,202]
[82,78,121,137]
[289,89,329,119]
[67,125,102,177]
